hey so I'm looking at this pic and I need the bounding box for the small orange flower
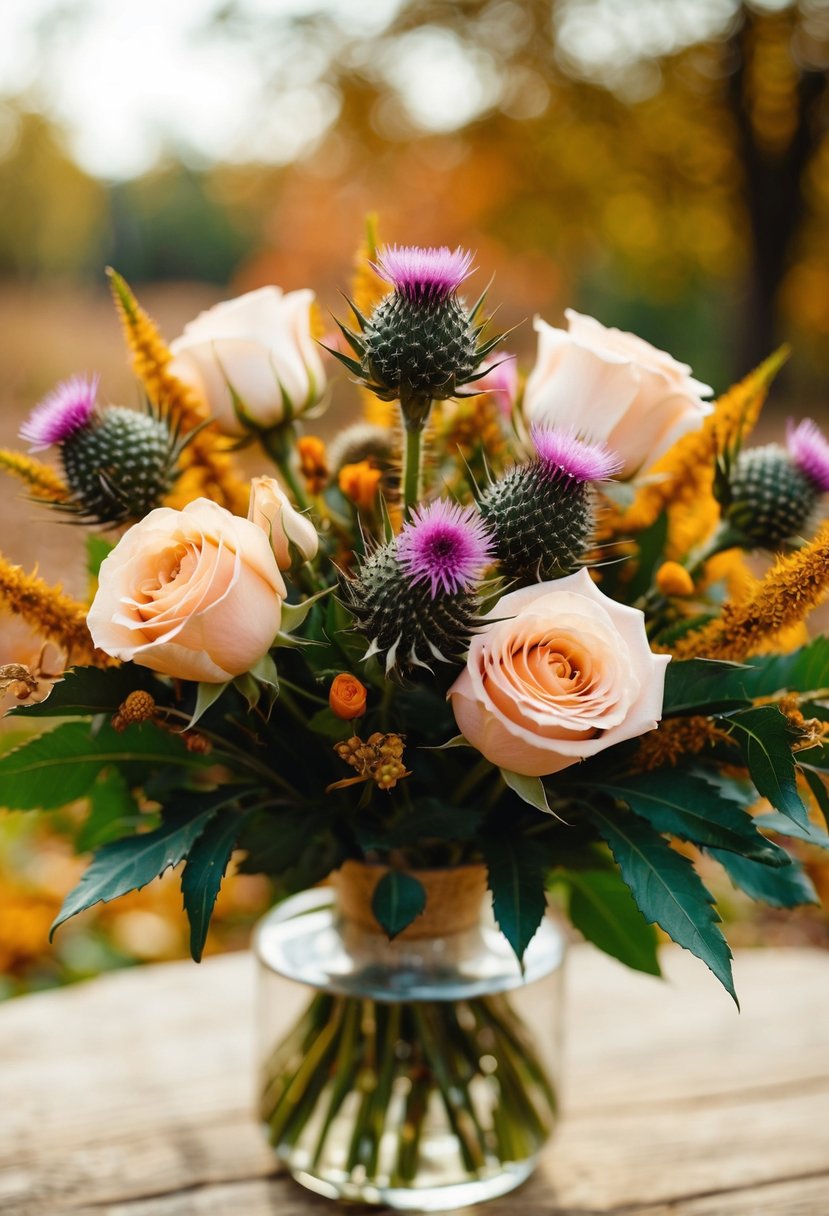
[329,673,368,720]
[655,561,695,598]
[339,460,382,511]
[298,435,329,494]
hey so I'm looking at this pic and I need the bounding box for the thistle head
[397,500,493,598]
[531,424,622,484]
[371,245,475,305]
[331,242,505,431]
[478,427,615,584]
[787,418,829,493]
[20,375,99,451]
[725,438,824,549]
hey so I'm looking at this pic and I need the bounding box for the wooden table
[1,945,828,1215]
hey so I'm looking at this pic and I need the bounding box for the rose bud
[329,673,368,720]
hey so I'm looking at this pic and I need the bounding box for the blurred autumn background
[1,0,828,995]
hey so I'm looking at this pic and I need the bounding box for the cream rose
[448,568,670,777]
[248,476,318,570]
[523,310,713,478]
[88,498,286,683]
[168,286,325,437]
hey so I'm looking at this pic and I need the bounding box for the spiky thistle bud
[479,426,620,583]
[20,376,183,526]
[330,245,504,432]
[344,500,492,674]
[723,418,829,548]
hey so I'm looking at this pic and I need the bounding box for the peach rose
[523,311,713,478]
[448,568,670,777]
[88,498,286,683]
[248,476,318,570]
[168,286,325,437]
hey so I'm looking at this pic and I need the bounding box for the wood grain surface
[1,945,827,1215]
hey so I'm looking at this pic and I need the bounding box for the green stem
[402,425,423,517]
[261,422,312,512]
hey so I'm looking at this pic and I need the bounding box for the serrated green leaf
[181,808,247,962]
[589,808,737,1004]
[355,799,483,850]
[662,659,753,716]
[0,721,210,811]
[754,810,829,849]
[743,636,829,700]
[801,767,829,831]
[237,805,328,875]
[51,805,221,938]
[709,848,818,908]
[9,665,169,719]
[717,706,808,827]
[483,835,547,964]
[77,769,143,852]
[564,869,661,977]
[371,871,426,939]
[596,773,785,864]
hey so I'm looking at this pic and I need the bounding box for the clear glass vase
[253,863,565,1211]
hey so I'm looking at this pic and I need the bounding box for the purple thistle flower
[786,417,829,493]
[531,424,622,484]
[372,244,475,304]
[397,499,494,598]
[20,374,98,451]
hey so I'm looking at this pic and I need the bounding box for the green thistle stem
[402,424,423,517]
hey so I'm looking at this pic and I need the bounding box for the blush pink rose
[88,498,286,683]
[168,286,326,437]
[523,310,713,478]
[448,568,670,777]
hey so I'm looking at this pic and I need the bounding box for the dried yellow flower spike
[352,216,395,429]
[0,555,102,665]
[674,522,829,662]
[107,268,249,515]
[637,715,727,769]
[0,449,68,502]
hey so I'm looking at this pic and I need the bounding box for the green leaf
[86,534,115,582]
[280,586,334,634]
[626,511,669,601]
[356,799,483,850]
[9,665,169,718]
[0,721,210,811]
[717,706,808,828]
[802,767,829,831]
[424,734,474,751]
[662,659,752,716]
[482,835,548,964]
[307,706,353,740]
[371,871,427,939]
[237,805,328,875]
[754,810,829,849]
[589,808,737,1004]
[564,868,661,977]
[189,681,230,728]
[596,772,785,864]
[181,808,246,962]
[742,636,829,700]
[51,804,220,938]
[500,769,566,821]
[77,769,144,852]
[709,849,818,908]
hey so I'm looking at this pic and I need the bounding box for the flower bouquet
[2,235,829,1209]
